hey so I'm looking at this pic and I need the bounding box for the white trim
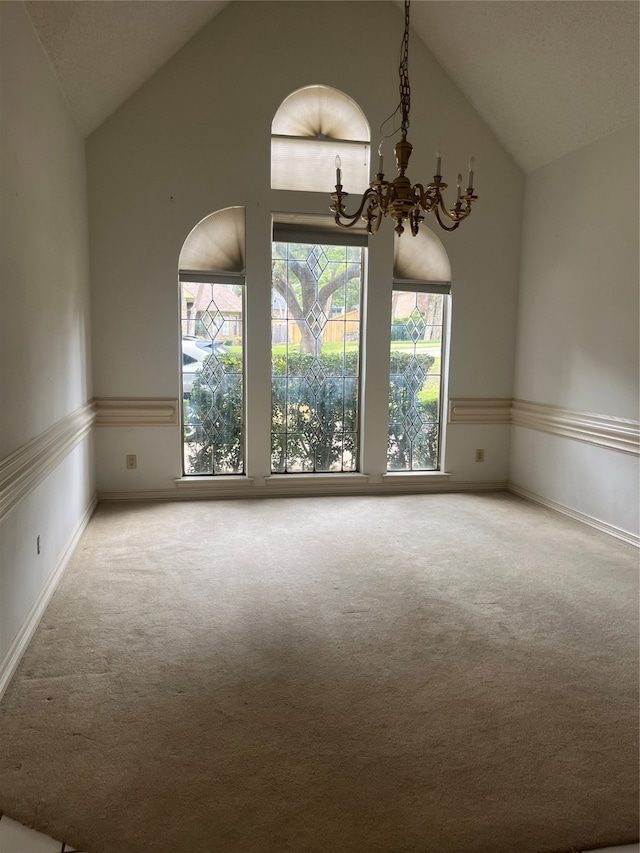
[511,399,639,456]
[449,398,639,456]
[436,480,509,492]
[265,473,370,491]
[99,477,507,503]
[94,397,179,428]
[175,476,255,498]
[448,398,512,424]
[0,494,98,700]
[508,482,639,548]
[0,403,95,521]
[98,488,183,502]
[381,471,451,489]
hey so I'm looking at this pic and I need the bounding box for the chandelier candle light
[330,0,478,236]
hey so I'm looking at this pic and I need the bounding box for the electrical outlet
[475,448,484,463]
[126,454,137,470]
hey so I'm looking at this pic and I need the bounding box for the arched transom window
[271,85,370,193]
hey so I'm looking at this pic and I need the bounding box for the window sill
[175,476,255,495]
[174,473,373,500]
[170,472,452,501]
[381,471,451,488]
[265,473,370,489]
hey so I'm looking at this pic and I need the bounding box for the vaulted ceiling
[24,0,639,173]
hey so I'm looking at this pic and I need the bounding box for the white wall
[87,0,524,494]
[511,124,639,537]
[0,3,94,679]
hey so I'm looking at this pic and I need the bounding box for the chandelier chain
[399,0,411,134]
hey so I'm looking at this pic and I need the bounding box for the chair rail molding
[449,397,639,456]
[448,399,512,424]
[0,402,95,521]
[94,397,180,427]
[511,399,640,456]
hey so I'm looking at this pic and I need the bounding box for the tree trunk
[300,325,322,355]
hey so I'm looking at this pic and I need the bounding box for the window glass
[388,289,445,471]
[181,281,244,475]
[271,241,363,473]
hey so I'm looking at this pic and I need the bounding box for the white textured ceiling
[24,0,639,172]
[24,0,229,136]
[406,0,639,172]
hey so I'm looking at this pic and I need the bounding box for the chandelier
[330,0,478,236]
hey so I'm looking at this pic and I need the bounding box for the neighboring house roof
[182,283,242,315]
[392,291,437,319]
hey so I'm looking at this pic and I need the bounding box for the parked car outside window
[182,336,228,396]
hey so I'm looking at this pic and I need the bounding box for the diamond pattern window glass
[271,241,363,473]
[181,280,244,475]
[388,288,446,471]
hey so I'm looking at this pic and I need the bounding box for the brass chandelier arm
[438,192,477,224]
[433,207,461,232]
[414,183,436,210]
[331,187,380,229]
[415,180,478,228]
[364,196,385,235]
[437,200,467,224]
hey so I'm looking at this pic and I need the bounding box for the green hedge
[185,349,439,474]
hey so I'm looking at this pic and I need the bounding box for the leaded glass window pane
[271,241,363,473]
[181,281,244,475]
[388,290,444,471]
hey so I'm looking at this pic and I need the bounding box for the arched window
[388,227,451,472]
[178,206,245,275]
[271,85,370,193]
[178,207,246,476]
[393,226,451,284]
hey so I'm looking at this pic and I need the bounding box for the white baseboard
[508,482,639,548]
[0,494,98,701]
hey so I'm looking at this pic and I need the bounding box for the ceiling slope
[24,0,640,172]
[24,0,229,136]
[407,0,639,172]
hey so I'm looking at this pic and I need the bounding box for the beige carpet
[0,492,638,853]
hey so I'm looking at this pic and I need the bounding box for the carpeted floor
[0,492,638,853]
